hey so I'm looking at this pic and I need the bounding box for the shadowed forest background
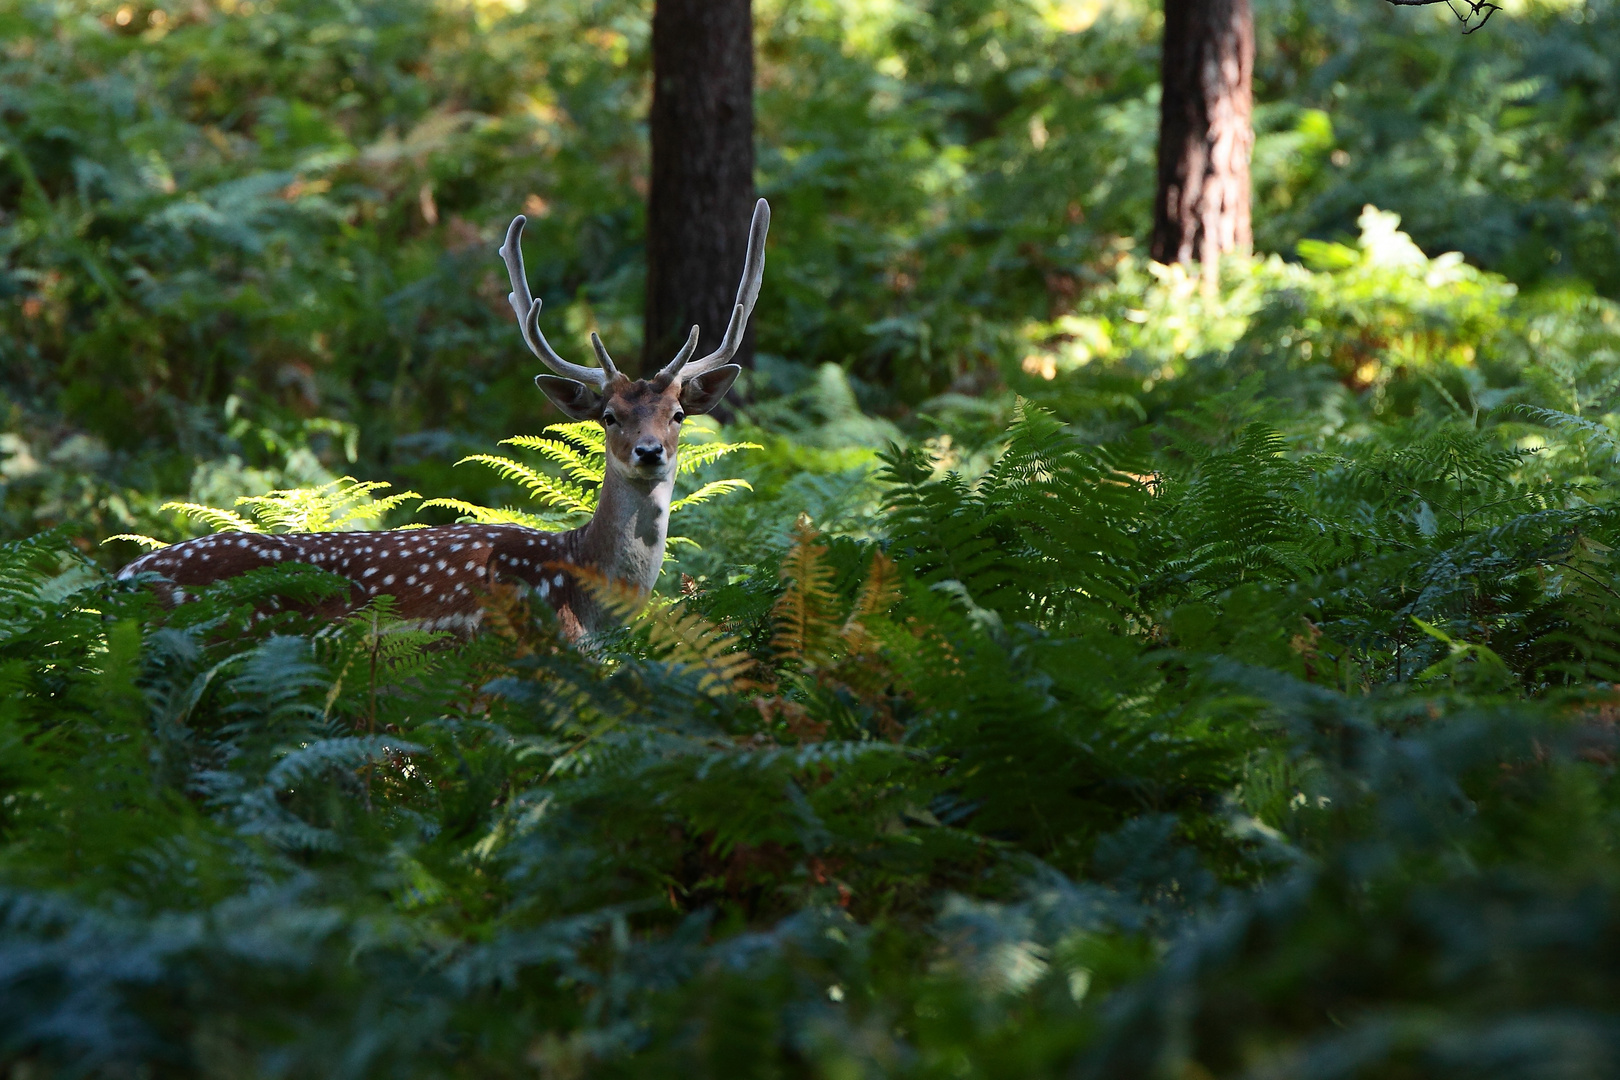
[5,0,1620,1075]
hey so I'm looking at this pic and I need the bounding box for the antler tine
[659,198,770,380]
[588,332,622,382]
[499,215,611,388]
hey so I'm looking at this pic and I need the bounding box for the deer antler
[657,198,770,383]
[499,215,621,387]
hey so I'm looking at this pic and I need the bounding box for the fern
[409,498,569,530]
[883,400,1145,629]
[102,533,166,550]
[637,598,755,696]
[160,501,261,534]
[669,478,754,514]
[160,477,421,536]
[442,420,760,550]
[770,515,841,668]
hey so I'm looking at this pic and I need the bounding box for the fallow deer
[118,199,771,639]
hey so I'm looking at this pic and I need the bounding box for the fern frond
[1517,405,1620,464]
[772,516,841,668]
[670,479,753,513]
[455,455,598,516]
[237,478,417,533]
[639,600,754,695]
[162,478,420,536]
[501,435,606,484]
[417,498,570,530]
[676,440,763,475]
[542,421,607,453]
[327,489,423,529]
[264,735,424,791]
[103,534,166,550]
[843,548,902,650]
[160,502,260,534]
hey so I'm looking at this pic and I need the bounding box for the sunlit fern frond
[454,455,598,516]
[501,434,605,485]
[196,478,422,533]
[160,480,421,539]
[670,479,753,513]
[416,498,572,530]
[677,439,763,475]
[771,515,842,668]
[103,534,166,550]
[525,420,606,455]
[639,598,753,695]
[160,501,260,534]
[327,487,424,530]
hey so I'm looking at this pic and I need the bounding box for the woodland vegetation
[4,0,1620,1075]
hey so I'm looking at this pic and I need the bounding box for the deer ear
[536,375,604,421]
[679,364,741,415]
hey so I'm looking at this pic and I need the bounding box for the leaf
[676,439,763,475]
[160,502,260,534]
[454,455,598,516]
[638,599,754,696]
[771,515,840,668]
[670,479,753,513]
[416,498,571,530]
[102,534,166,550]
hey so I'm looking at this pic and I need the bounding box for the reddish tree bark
[1151,0,1255,267]
[644,0,757,373]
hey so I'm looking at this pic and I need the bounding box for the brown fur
[117,524,593,635]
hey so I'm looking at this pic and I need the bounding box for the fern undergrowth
[7,393,1620,1078]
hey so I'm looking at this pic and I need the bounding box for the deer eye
[602,411,618,426]
[672,411,686,424]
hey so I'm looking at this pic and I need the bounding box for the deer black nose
[634,444,665,465]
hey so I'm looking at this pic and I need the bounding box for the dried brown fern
[639,598,755,696]
[771,514,841,669]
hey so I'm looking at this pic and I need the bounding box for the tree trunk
[1151,0,1254,268]
[644,0,756,374]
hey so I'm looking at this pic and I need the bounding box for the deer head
[497,199,769,481]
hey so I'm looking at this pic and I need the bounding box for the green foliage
[420,417,761,549]
[7,0,1620,1074]
[8,0,1620,548]
[9,347,1620,1072]
[161,476,422,537]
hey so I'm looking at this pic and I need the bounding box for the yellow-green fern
[110,478,422,550]
[424,417,759,549]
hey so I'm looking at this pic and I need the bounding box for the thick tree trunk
[1151,0,1254,268]
[644,0,756,373]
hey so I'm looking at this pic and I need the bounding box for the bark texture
[644,0,756,373]
[1151,0,1254,267]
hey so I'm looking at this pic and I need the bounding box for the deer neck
[572,464,674,604]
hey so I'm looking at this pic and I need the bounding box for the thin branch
[1383,0,1500,34]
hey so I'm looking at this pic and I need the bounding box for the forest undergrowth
[8,0,1620,1074]
[7,219,1620,1072]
